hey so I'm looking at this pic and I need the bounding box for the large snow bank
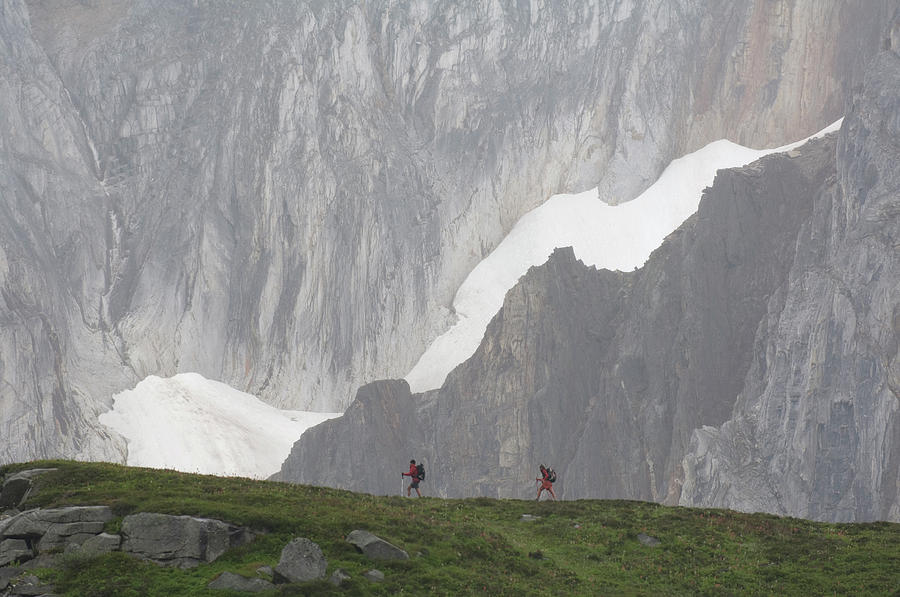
[99,373,340,478]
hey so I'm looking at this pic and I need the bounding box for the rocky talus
[0,0,893,464]
[281,36,900,522]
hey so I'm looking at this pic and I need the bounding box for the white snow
[99,373,340,478]
[404,119,843,393]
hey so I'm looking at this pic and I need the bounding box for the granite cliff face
[680,42,900,523]
[281,38,899,521]
[0,0,893,464]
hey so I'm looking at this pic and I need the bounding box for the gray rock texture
[272,537,327,584]
[120,512,252,568]
[0,507,112,540]
[680,43,900,523]
[35,521,105,553]
[281,37,900,522]
[0,0,893,465]
[0,539,31,567]
[76,532,120,556]
[345,530,409,561]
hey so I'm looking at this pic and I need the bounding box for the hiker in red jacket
[536,464,557,501]
[402,459,422,497]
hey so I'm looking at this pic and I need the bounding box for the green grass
[2,460,898,596]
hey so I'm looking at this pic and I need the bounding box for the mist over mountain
[1,0,896,522]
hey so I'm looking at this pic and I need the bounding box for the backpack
[416,463,425,481]
[546,468,557,483]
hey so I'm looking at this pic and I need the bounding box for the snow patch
[99,373,340,478]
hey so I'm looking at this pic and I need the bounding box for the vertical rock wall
[0,0,893,464]
[681,44,900,522]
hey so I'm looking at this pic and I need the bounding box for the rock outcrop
[281,35,900,522]
[0,506,271,595]
[0,0,893,465]
[0,506,258,575]
[0,506,113,565]
[120,512,254,568]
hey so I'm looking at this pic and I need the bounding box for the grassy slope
[1,461,898,596]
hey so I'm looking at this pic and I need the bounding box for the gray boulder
[77,532,121,556]
[346,530,409,561]
[121,513,253,568]
[0,470,56,510]
[0,538,31,567]
[208,571,275,593]
[273,538,327,584]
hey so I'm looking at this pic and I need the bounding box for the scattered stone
[362,569,384,583]
[0,538,32,567]
[256,565,273,578]
[573,523,581,529]
[77,532,121,556]
[346,530,409,561]
[121,513,253,568]
[520,514,540,522]
[637,533,661,547]
[329,568,351,586]
[208,571,275,593]
[273,538,327,583]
